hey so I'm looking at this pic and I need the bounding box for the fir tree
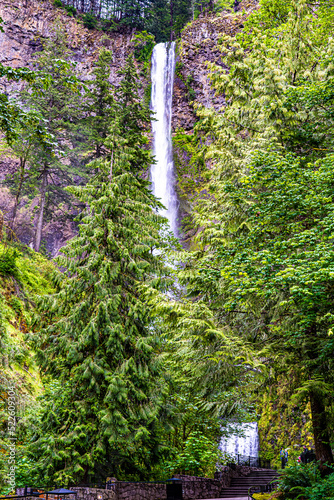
[116,54,152,172]
[30,57,170,483]
[83,48,115,159]
[18,23,85,252]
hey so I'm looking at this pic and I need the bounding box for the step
[231,478,278,483]
[219,469,280,499]
[221,488,253,493]
[220,494,251,498]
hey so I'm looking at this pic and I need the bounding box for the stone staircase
[219,469,279,498]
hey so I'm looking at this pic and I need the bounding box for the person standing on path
[280,448,286,468]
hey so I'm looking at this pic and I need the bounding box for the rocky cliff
[0,0,135,256]
[171,0,258,232]
[172,0,258,131]
[0,0,134,80]
[0,0,258,255]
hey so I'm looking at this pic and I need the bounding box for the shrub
[302,472,334,500]
[133,31,155,64]
[276,463,321,499]
[163,431,220,478]
[82,13,97,29]
[0,248,19,277]
[64,4,76,16]
[53,0,62,7]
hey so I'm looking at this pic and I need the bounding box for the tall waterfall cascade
[219,422,259,457]
[150,44,259,461]
[150,42,179,236]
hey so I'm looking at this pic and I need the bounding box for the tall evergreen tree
[30,57,171,484]
[18,24,84,252]
[83,48,115,159]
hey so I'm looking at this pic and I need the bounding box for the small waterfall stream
[150,42,179,236]
[219,422,259,457]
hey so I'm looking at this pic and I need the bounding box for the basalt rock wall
[172,0,259,131]
[0,0,259,255]
[0,0,135,256]
[171,0,258,233]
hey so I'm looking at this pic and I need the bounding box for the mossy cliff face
[0,242,54,389]
[171,1,258,236]
[257,377,314,467]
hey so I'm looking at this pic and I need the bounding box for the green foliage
[82,13,98,29]
[83,48,114,159]
[164,431,220,478]
[185,74,196,101]
[213,0,234,13]
[14,456,38,488]
[303,472,334,500]
[52,0,76,16]
[133,31,155,64]
[165,0,334,468]
[0,248,18,277]
[174,63,196,103]
[58,0,193,41]
[0,54,43,143]
[5,0,334,483]
[0,242,54,493]
[277,463,321,499]
[64,4,76,16]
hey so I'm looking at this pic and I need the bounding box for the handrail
[248,479,279,499]
[226,454,274,469]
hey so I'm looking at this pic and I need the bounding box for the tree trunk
[309,390,333,471]
[33,167,47,252]
[170,0,174,42]
[11,156,26,230]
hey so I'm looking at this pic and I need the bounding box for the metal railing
[0,495,43,500]
[248,479,279,499]
[226,454,273,469]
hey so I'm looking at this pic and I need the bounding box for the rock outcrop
[0,0,259,255]
[0,0,134,80]
[0,0,136,256]
[172,0,259,131]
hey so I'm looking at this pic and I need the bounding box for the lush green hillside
[0,236,54,491]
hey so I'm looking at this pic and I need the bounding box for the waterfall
[219,422,259,457]
[150,42,179,236]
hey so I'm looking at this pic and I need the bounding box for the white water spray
[219,422,259,457]
[150,42,179,236]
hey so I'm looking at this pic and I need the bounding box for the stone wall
[173,475,221,500]
[116,483,166,500]
[71,487,117,500]
[17,467,275,500]
[70,479,219,500]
